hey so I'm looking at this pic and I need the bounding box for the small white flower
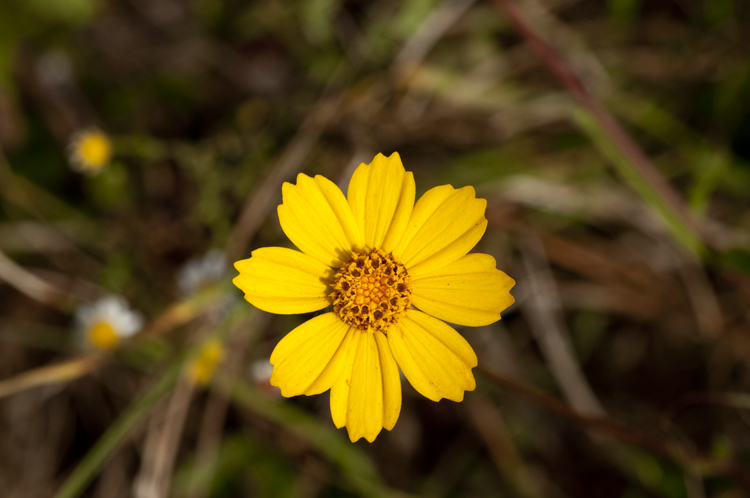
[75,296,143,350]
[177,249,227,296]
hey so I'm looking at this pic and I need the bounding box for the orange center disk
[331,248,411,332]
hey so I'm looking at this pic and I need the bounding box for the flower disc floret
[331,249,411,332]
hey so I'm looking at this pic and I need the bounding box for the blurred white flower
[75,296,143,350]
[178,249,227,296]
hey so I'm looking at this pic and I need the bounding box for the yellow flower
[68,129,112,173]
[233,153,515,442]
[187,339,226,386]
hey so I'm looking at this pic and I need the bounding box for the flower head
[177,249,227,296]
[75,296,143,350]
[233,152,515,442]
[186,338,226,386]
[68,129,112,174]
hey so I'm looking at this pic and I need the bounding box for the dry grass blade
[519,232,605,415]
[393,0,478,79]
[0,249,70,309]
[0,353,105,399]
[133,378,195,498]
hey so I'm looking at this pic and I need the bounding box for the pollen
[331,248,411,332]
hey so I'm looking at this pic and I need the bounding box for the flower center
[331,249,411,332]
[89,321,119,349]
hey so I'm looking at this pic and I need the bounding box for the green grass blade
[573,107,704,255]
[54,361,183,498]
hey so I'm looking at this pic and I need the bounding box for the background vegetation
[1,0,750,496]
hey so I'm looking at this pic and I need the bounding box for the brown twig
[661,391,750,430]
[477,367,750,489]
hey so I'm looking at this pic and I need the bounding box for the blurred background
[1,0,750,497]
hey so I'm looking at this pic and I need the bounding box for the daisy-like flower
[75,296,143,350]
[68,128,112,174]
[233,153,515,442]
[186,338,226,386]
[177,249,227,296]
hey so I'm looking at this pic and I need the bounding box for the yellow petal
[374,331,401,430]
[313,175,365,252]
[329,332,359,428]
[412,254,516,326]
[305,326,357,395]
[346,331,383,442]
[388,310,477,402]
[233,247,333,314]
[278,174,362,267]
[328,331,401,438]
[269,313,350,397]
[393,185,487,278]
[347,153,415,251]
